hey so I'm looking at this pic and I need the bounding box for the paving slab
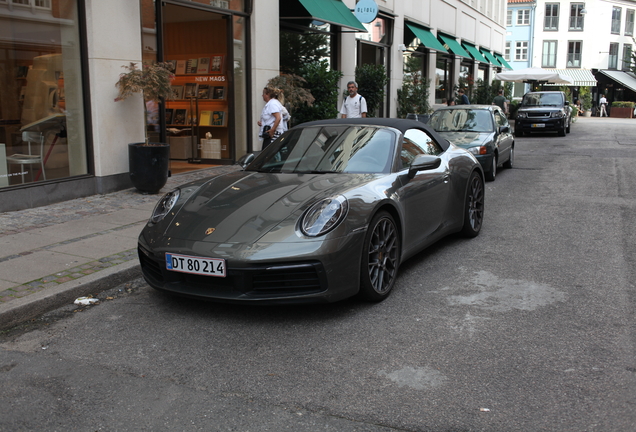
[0,250,93,285]
[48,235,138,260]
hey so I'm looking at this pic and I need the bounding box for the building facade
[505,0,636,102]
[0,0,507,212]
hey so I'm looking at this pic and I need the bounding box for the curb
[0,260,141,331]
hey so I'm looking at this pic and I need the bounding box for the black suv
[514,91,572,137]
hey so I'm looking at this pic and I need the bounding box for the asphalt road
[1,117,635,431]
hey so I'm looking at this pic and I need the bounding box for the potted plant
[579,86,593,117]
[610,101,635,118]
[115,61,174,193]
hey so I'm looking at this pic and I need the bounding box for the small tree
[293,60,343,125]
[397,56,431,118]
[579,86,592,111]
[355,64,388,117]
[267,74,315,121]
[115,62,174,145]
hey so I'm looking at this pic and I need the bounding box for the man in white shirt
[340,81,367,118]
[599,94,608,117]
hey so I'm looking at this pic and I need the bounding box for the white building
[1,0,507,212]
[505,0,636,102]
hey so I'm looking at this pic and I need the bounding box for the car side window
[399,129,443,169]
[494,111,507,127]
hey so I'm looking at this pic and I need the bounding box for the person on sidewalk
[492,89,508,115]
[258,86,284,149]
[339,81,367,118]
[599,95,608,117]
[457,88,470,105]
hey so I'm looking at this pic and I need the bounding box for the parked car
[138,118,485,304]
[428,105,514,181]
[514,91,572,137]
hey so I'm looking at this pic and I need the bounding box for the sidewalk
[0,165,240,330]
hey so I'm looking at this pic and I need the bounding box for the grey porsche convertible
[138,118,485,304]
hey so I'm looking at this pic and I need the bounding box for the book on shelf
[175,59,186,75]
[186,58,198,74]
[165,108,174,125]
[173,109,188,125]
[197,84,210,99]
[199,110,212,126]
[210,110,225,126]
[170,85,184,100]
[184,83,198,98]
[210,55,224,73]
[212,86,225,100]
[197,57,210,74]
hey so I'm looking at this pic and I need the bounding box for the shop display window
[0,0,87,188]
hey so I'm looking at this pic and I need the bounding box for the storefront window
[141,0,249,163]
[0,0,88,188]
[188,0,246,13]
[435,58,451,103]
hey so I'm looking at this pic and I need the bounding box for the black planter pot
[128,142,170,194]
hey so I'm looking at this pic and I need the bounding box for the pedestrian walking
[492,89,508,115]
[340,81,367,118]
[457,88,470,105]
[599,94,608,117]
[258,86,285,149]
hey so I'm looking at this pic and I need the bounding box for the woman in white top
[258,87,285,149]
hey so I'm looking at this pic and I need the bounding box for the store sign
[195,75,227,82]
[354,0,379,24]
[209,0,229,9]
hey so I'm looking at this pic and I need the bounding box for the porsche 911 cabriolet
[138,118,485,304]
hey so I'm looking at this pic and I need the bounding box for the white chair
[7,131,46,183]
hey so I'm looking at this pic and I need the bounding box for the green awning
[480,49,502,67]
[494,53,513,69]
[437,34,471,58]
[405,24,448,53]
[281,0,367,32]
[462,42,488,63]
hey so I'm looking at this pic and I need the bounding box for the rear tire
[503,146,514,169]
[359,211,401,302]
[461,172,485,238]
[485,156,497,181]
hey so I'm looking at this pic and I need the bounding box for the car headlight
[551,111,564,118]
[467,146,487,156]
[517,111,527,118]
[150,189,180,223]
[301,195,349,237]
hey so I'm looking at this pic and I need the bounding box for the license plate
[531,123,545,128]
[165,253,226,277]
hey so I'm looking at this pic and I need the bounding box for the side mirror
[565,100,570,105]
[408,155,442,179]
[236,152,259,168]
[499,125,510,134]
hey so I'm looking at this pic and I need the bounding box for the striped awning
[544,69,597,86]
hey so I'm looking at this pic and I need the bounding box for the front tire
[359,211,401,302]
[461,172,485,238]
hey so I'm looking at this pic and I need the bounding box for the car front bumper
[137,230,366,304]
[515,117,566,133]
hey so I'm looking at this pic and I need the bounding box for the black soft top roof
[295,118,451,151]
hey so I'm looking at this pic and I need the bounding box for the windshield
[521,93,564,107]
[428,109,494,133]
[247,125,397,174]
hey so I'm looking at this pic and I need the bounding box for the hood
[165,170,369,244]
[436,131,491,147]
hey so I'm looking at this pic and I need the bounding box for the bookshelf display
[163,19,230,161]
